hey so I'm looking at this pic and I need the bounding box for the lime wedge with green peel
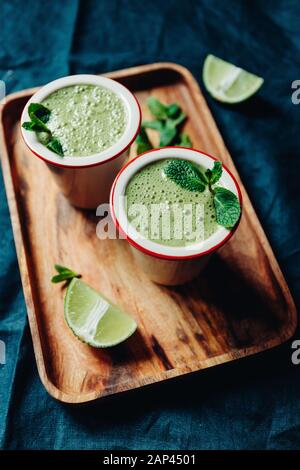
[64,278,137,347]
[203,54,264,103]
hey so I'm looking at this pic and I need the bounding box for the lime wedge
[64,278,137,347]
[203,54,264,103]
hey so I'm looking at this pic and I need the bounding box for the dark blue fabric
[1,0,300,450]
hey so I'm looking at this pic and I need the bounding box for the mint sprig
[136,98,192,154]
[164,159,241,229]
[51,264,81,284]
[22,102,64,157]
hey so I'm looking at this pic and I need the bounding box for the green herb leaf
[147,97,167,120]
[54,264,74,274]
[143,114,186,147]
[51,264,80,284]
[30,116,50,132]
[147,98,184,122]
[22,121,35,131]
[24,102,63,156]
[47,138,64,156]
[142,120,164,132]
[210,161,222,184]
[176,132,192,148]
[22,121,46,132]
[51,273,76,284]
[159,120,178,146]
[28,103,51,123]
[28,103,51,133]
[136,128,153,155]
[170,111,186,127]
[164,159,206,192]
[213,187,241,229]
[166,103,181,119]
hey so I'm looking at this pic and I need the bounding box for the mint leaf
[158,114,186,146]
[164,159,206,192]
[54,264,75,274]
[147,97,167,120]
[28,103,51,133]
[47,138,64,156]
[51,264,80,284]
[136,128,153,155]
[28,103,51,123]
[22,121,35,131]
[159,120,177,146]
[205,161,222,188]
[206,161,223,185]
[30,116,50,133]
[147,98,183,122]
[143,116,186,147]
[22,121,47,132]
[166,103,181,119]
[142,120,164,132]
[51,273,77,283]
[170,111,186,127]
[213,187,241,229]
[176,132,192,148]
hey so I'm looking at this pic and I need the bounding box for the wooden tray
[0,63,297,403]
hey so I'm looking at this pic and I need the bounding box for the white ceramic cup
[21,74,141,209]
[110,147,242,286]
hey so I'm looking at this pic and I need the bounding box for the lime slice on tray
[203,54,264,103]
[64,278,137,347]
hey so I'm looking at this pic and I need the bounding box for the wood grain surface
[0,63,297,403]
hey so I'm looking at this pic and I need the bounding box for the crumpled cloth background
[1,0,300,450]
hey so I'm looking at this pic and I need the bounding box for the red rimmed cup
[110,147,242,285]
[21,74,141,209]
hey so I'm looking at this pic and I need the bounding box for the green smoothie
[125,159,219,247]
[41,85,126,157]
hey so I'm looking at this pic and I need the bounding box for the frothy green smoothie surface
[41,85,126,157]
[125,159,219,247]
